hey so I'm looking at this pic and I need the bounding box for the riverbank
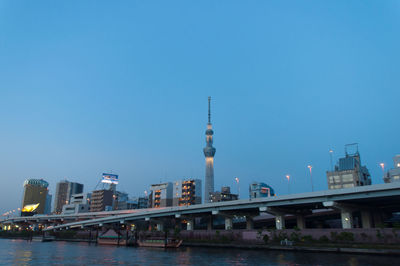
[2,235,399,256]
[182,242,400,256]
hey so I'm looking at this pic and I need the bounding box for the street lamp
[329,149,334,171]
[235,177,240,198]
[307,165,314,192]
[286,175,290,194]
[380,163,385,177]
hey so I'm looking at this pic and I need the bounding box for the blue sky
[1,1,399,213]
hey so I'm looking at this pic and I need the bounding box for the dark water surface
[0,238,397,265]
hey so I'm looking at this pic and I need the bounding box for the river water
[0,238,397,265]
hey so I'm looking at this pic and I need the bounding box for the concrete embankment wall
[180,228,400,244]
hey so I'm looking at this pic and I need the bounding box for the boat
[97,229,127,246]
[137,237,182,248]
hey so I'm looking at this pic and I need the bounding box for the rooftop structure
[210,186,238,203]
[326,144,371,189]
[249,182,275,199]
[384,155,400,183]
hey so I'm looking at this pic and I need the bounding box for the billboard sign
[102,173,119,184]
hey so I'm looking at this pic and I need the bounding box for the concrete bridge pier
[224,217,233,230]
[323,201,354,229]
[207,218,213,230]
[186,219,194,231]
[296,215,306,229]
[246,216,254,230]
[361,210,372,229]
[275,214,285,230]
[156,223,164,231]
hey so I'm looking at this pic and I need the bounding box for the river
[0,238,397,265]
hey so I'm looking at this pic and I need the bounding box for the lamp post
[329,149,334,171]
[235,177,240,199]
[307,165,314,192]
[380,163,385,178]
[286,175,290,194]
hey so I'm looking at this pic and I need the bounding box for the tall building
[62,193,91,214]
[383,155,400,183]
[326,144,371,189]
[90,189,113,212]
[203,96,216,203]
[172,179,202,206]
[150,182,172,208]
[210,186,238,203]
[249,182,275,199]
[21,179,49,215]
[54,180,84,214]
[112,191,129,210]
[45,194,52,214]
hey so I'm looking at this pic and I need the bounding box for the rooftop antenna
[208,96,211,124]
[345,143,359,156]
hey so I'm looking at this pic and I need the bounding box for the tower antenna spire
[208,96,211,124]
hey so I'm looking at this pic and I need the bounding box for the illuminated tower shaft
[203,97,216,203]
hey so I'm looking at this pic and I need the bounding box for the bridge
[2,182,400,231]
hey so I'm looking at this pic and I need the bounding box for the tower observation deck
[203,96,216,203]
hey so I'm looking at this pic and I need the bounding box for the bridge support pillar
[296,215,306,229]
[207,218,212,231]
[246,217,254,230]
[372,211,383,227]
[156,223,164,231]
[225,217,233,230]
[361,210,372,229]
[186,219,194,231]
[341,210,353,229]
[275,215,285,230]
[323,201,354,229]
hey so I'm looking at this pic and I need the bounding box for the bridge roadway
[3,182,400,231]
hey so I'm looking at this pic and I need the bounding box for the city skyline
[1,1,400,213]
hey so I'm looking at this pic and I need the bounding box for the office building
[326,144,371,189]
[54,180,84,214]
[44,194,52,214]
[21,179,49,215]
[172,179,202,206]
[138,196,149,209]
[62,193,91,214]
[249,182,275,199]
[112,191,129,210]
[150,182,173,208]
[203,97,216,203]
[384,155,400,183]
[210,186,238,203]
[90,189,113,212]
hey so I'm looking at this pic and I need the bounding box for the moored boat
[137,237,182,248]
[97,229,126,246]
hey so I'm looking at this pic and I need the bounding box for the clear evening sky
[1,1,399,213]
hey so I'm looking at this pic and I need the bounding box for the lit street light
[286,175,290,194]
[235,177,240,198]
[308,165,314,192]
[380,163,385,177]
[329,149,334,171]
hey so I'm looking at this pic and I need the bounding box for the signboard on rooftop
[101,173,119,184]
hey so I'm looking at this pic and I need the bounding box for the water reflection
[0,239,397,266]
